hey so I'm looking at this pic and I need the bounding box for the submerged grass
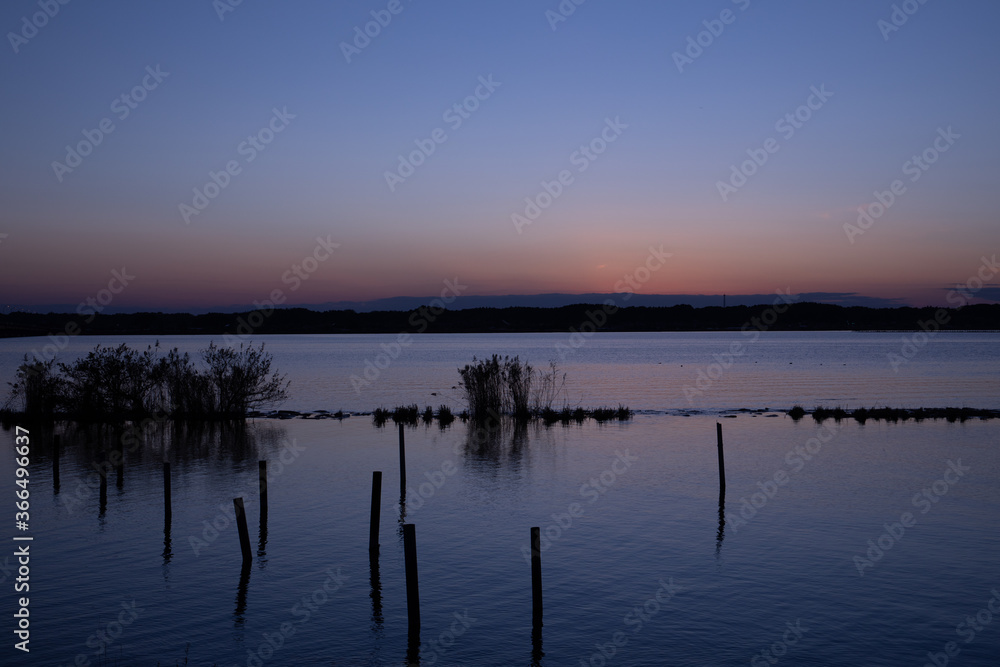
[372,403,634,427]
[788,404,999,423]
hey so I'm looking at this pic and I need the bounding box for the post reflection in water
[163,460,172,567]
[52,433,60,494]
[257,505,268,567]
[406,630,420,666]
[398,490,407,534]
[716,491,726,558]
[369,553,383,632]
[234,564,251,628]
[98,450,107,518]
[531,623,544,666]
[162,518,172,572]
[114,428,124,492]
[162,508,172,569]
[257,459,268,568]
[43,421,289,595]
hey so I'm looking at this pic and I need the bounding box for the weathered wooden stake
[370,471,382,554]
[531,526,543,627]
[163,461,171,518]
[233,497,253,565]
[258,460,268,510]
[716,422,726,495]
[403,523,420,631]
[398,423,406,493]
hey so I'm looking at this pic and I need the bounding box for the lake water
[0,332,998,665]
[2,331,998,414]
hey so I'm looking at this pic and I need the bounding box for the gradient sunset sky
[1,0,998,311]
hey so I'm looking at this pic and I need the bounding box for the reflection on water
[2,415,999,666]
[716,491,726,558]
[4,332,997,415]
[162,461,172,568]
[369,552,384,631]
[25,419,289,473]
[234,564,251,628]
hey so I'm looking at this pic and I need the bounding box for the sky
[1,0,998,311]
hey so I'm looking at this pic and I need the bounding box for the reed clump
[2,342,288,421]
[457,355,633,425]
[458,354,532,422]
[436,405,455,426]
[391,404,420,425]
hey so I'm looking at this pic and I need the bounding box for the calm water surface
[1,331,998,413]
[0,332,998,665]
[1,415,998,666]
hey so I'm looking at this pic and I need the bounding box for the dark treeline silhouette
[1,302,998,338]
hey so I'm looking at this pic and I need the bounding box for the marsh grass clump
[458,354,534,422]
[796,405,997,423]
[454,356,634,425]
[436,405,455,426]
[811,405,848,422]
[392,404,420,425]
[3,342,288,421]
[4,358,61,417]
[540,407,560,424]
[591,407,615,422]
[371,407,391,427]
[506,359,532,420]
[787,405,806,420]
[532,361,566,413]
[422,405,435,424]
[592,404,634,422]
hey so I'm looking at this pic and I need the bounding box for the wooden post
[233,498,253,565]
[370,471,382,554]
[258,461,268,510]
[716,422,726,495]
[403,523,420,631]
[163,462,171,519]
[398,423,406,493]
[531,526,543,627]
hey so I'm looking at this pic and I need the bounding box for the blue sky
[1,0,998,310]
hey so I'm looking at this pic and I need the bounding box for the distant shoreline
[1,302,997,338]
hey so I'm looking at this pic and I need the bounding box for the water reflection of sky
[2,331,998,415]
[5,414,998,665]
